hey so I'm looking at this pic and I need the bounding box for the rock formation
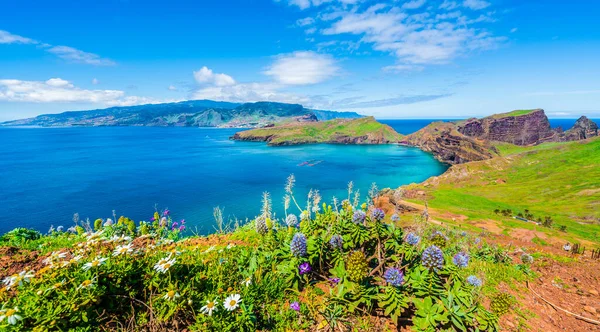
[563,116,599,141]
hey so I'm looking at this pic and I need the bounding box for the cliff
[231,116,403,146]
[563,116,599,141]
[402,122,498,164]
[456,109,559,145]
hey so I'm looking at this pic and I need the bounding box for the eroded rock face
[457,109,558,145]
[563,116,599,141]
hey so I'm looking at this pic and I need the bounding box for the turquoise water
[0,126,448,234]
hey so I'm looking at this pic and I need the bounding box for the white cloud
[0,78,163,106]
[264,51,339,85]
[382,64,424,72]
[320,3,503,66]
[462,0,491,10]
[510,27,518,33]
[92,78,99,85]
[46,46,115,66]
[279,0,363,10]
[168,85,177,91]
[193,82,310,104]
[0,30,37,44]
[296,17,315,26]
[440,0,459,10]
[193,66,236,87]
[402,0,427,10]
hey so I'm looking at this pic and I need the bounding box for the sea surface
[1,118,594,235]
[0,124,447,234]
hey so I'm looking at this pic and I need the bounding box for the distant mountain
[0,100,363,128]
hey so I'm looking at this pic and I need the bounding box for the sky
[1,0,599,121]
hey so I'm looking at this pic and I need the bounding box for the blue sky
[1,0,599,121]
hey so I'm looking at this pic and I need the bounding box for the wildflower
[223,294,242,311]
[521,253,534,264]
[44,251,67,265]
[383,267,404,287]
[467,275,483,287]
[290,233,307,257]
[201,299,218,316]
[226,243,236,249]
[82,257,108,271]
[163,290,180,302]
[77,278,96,290]
[406,233,420,246]
[171,222,179,231]
[328,277,340,284]
[300,210,310,221]
[452,252,470,268]
[352,210,366,224]
[0,306,23,325]
[346,251,369,282]
[109,234,132,243]
[474,237,481,245]
[460,231,467,237]
[298,262,311,275]
[242,276,252,287]
[2,270,34,290]
[255,216,268,235]
[290,301,300,312]
[113,243,134,256]
[286,214,298,227]
[421,245,444,271]
[56,226,64,232]
[48,279,66,291]
[154,255,176,273]
[179,225,186,232]
[69,255,83,264]
[329,234,343,250]
[159,217,168,227]
[391,214,400,222]
[371,208,385,221]
[104,219,113,227]
[163,209,170,216]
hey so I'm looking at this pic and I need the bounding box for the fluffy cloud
[46,46,115,66]
[278,0,363,10]
[264,51,339,85]
[319,2,503,66]
[0,78,162,106]
[402,0,427,10]
[0,30,36,44]
[193,67,236,87]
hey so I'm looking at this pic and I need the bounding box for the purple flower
[406,233,420,246]
[467,275,482,287]
[180,219,185,224]
[290,301,300,311]
[151,216,156,221]
[328,277,340,284]
[352,210,366,224]
[422,245,444,271]
[163,209,170,216]
[371,208,385,221]
[179,225,186,232]
[391,214,400,222]
[298,262,311,275]
[383,267,404,287]
[290,233,307,257]
[171,222,178,231]
[452,252,469,268]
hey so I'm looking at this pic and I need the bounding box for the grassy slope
[488,109,538,119]
[235,116,403,145]
[406,137,600,243]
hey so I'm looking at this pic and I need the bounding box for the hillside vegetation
[404,137,600,243]
[232,116,403,145]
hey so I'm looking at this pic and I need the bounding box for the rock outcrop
[456,109,558,145]
[403,122,498,165]
[563,116,599,141]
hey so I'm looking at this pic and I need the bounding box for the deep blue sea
[1,118,593,234]
[0,124,447,234]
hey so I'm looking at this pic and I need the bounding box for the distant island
[0,100,363,128]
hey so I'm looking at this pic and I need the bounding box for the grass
[234,117,403,145]
[488,109,539,119]
[407,137,600,244]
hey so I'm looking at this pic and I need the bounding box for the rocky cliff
[456,109,559,145]
[563,116,599,141]
[402,122,498,164]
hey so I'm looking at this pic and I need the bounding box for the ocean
[1,118,594,234]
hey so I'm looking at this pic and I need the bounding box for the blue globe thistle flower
[329,234,343,250]
[298,262,311,275]
[474,237,481,244]
[286,214,298,227]
[430,230,448,241]
[352,210,366,224]
[391,214,400,222]
[406,233,421,246]
[467,275,482,287]
[460,231,467,237]
[421,245,444,271]
[452,252,470,268]
[290,233,307,257]
[383,267,404,287]
[371,208,385,221]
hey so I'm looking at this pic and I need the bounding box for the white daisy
[203,246,216,254]
[82,257,108,271]
[44,251,67,265]
[77,278,96,290]
[200,299,218,316]
[242,276,252,287]
[153,255,176,273]
[113,243,134,256]
[223,294,242,311]
[226,243,236,249]
[0,306,23,325]
[162,290,180,301]
[2,270,34,290]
